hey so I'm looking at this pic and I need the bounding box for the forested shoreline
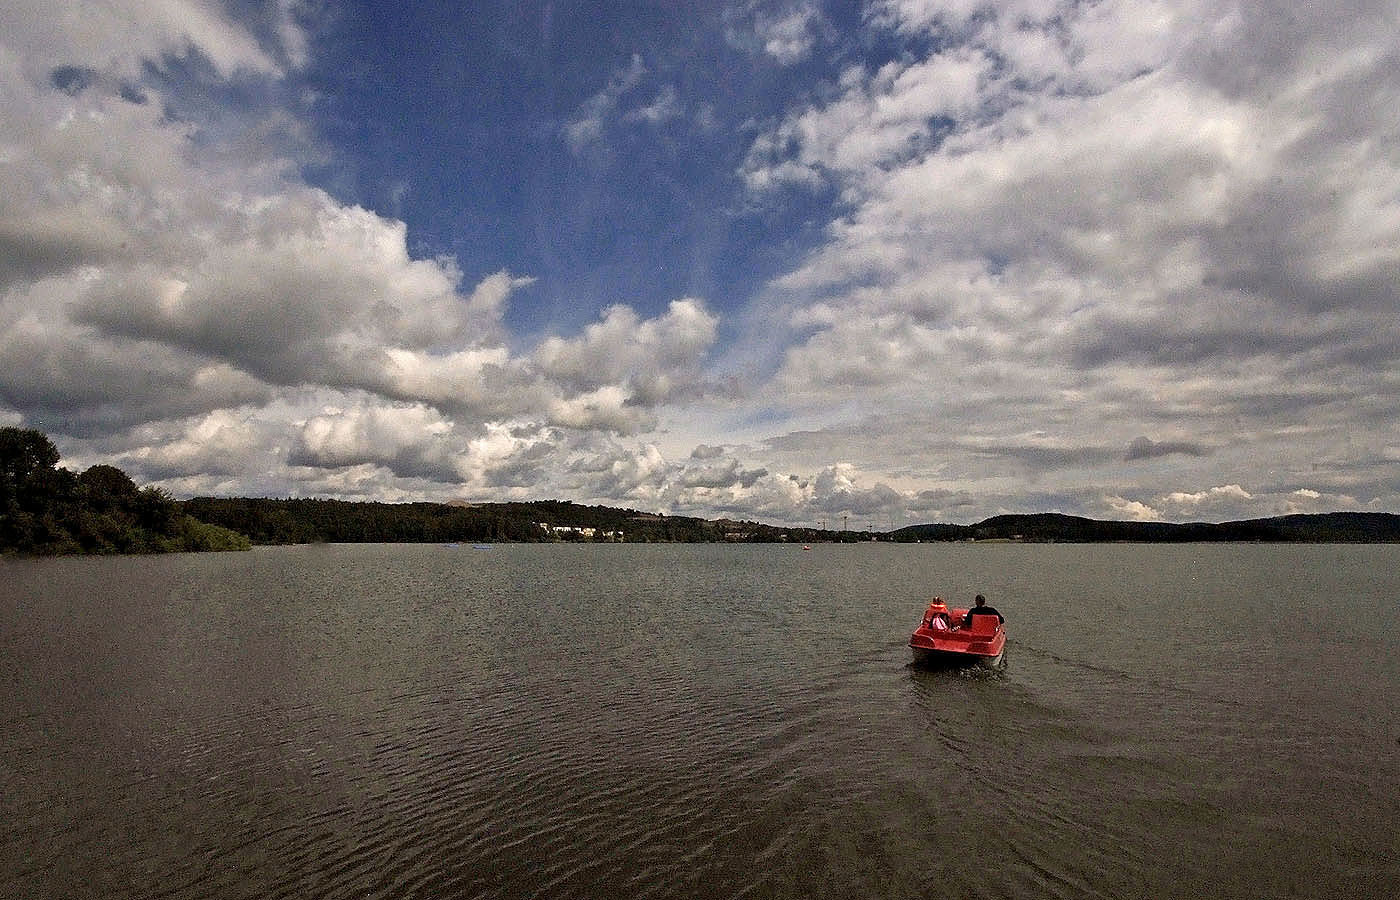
[6,426,1398,556]
[181,498,1400,545]
[179,496,841,544]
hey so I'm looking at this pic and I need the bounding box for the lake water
[3,543,1397,899]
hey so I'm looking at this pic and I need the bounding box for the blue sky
[2,1,1399,526]
[297,2,854,337]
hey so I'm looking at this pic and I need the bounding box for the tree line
[0,425,849,554]
[890,511,1400,542]
[178,497,837,545]
[13,425,1390,556]
[0,427,250,555]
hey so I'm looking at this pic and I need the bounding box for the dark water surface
[3,543,1398,899]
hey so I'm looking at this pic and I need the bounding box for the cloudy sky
[3,1,1398,527]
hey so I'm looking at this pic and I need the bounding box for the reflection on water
[3,543,1398,899]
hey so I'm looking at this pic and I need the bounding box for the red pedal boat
[909,599,1006,669]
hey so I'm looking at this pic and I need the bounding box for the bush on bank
[0,426,250,556]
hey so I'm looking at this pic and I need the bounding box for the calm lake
[3,543,1397,899]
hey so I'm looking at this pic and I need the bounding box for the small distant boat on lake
[909,599,1006,669]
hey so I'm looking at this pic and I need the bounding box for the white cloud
[1163,484,1253,505]
[1104,496,1164,522]
[866,0,990,33]
[757,4,824,65]
[2,0,299,81]
[547,385,643,434]
[1279,488,1362,516]
[728,0,1400,523]
[625,85,683,126]
[742,49,990,191]
[0,22,722,445]
[118,407,278,479]
[533,299,717,413]
[71,197,482,384]
[724,2,826,65]
[1160,485,1253,514]
[563,54,648,152]
[3,2,1398,526]
[293,401,457,477]
[0,7,738,512]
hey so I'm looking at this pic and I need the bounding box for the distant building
[536,523,624,541]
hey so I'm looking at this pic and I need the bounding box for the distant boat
[471,544,492,550]
[802,545,811,550]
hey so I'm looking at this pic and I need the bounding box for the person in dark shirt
[963,594,1003,628]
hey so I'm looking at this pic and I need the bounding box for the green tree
[0,427,68,550]
[78,464,139,508]
[1,427,251,555]
[0,426,61,510]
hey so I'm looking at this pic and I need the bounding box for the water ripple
[5,544,1400,899]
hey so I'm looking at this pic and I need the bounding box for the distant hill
[1227,513,1400,542]
[891,512,1400,543]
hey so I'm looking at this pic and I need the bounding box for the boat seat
[967,614,1001,636]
